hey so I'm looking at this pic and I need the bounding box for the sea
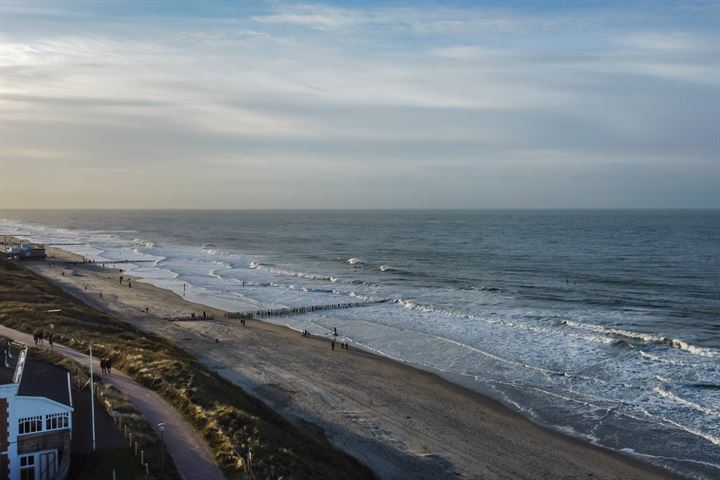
[1,210,718,479]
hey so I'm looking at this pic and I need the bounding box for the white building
[3,244,46,261]
[0,341,73,480]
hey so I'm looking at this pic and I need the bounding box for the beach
[27,247,676,480]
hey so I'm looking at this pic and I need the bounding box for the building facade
[0,341,73,480]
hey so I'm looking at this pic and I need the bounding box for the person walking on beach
[38,330,44,345]
[106,358,112,374]
[331,341,335,351]
[100,358,107,374]
[48,333,54,349]
[33,331,39,346]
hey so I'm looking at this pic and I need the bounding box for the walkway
[0,324,226,480]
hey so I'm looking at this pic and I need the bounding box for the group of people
[331,341,350,350]
[32,329,54,348]
[302,327,351,351]
[100,357,113,374]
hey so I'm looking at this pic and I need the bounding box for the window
[20,455,35,480]
[45,412,69,431]
[18,416,42,435]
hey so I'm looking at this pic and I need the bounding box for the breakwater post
[224,299,390,320]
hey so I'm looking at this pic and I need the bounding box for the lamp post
[158,422,166,477]
[89,345,96,452]
[46,309,61,349]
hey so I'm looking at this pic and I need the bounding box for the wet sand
[30,247,676,480]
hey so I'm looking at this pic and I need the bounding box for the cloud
[251,4,364,31]
[1,0,718,208]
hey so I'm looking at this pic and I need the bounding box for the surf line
[225,299,391,320]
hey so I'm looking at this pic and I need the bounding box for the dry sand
[29,247,676,480]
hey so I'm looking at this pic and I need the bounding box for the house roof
[18,359,72,407]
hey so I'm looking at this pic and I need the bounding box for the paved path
[0,324,226,480]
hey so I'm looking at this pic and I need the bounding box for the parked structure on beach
[0,340,73,480]
[3,243,46,261]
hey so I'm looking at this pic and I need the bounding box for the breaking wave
[563,320,717,358]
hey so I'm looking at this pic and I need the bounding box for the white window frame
[20,454,35,480]
[45,412,69,431]
[18,416,42,435]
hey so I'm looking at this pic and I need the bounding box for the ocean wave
[639,350,687,366]
[379,264,400,272]
[653,387,720,417]
[396,298,438,314]
[661,417,720,446]
[201,246,231,256]
[563,320,717,358]
[346,257,363,266]
[132,238,157,248]
[250,262,339,283]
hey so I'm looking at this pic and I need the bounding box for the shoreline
[32,246,677,479]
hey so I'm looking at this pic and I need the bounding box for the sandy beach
[30,247,676,480]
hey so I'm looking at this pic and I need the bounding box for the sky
[1,0,718,209]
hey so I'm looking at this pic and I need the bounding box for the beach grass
[0,259,376,480]
[28,347,180,479]
[69,448,149,480]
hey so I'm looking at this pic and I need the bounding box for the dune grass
[28,347,179,480]
[0,259,375,480]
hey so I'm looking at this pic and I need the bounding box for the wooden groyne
[54,259,158,265]
[225,299,391,320]
[166,313,215,321]
[99,259,158,264]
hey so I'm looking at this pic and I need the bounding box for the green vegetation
[69,448,148,480]
[0,259,375,480]
[29,348,179,480]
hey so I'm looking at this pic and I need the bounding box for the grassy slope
[29,347,180,480]
[0,260,375,480]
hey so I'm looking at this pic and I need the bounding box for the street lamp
[158,422,166,477]
[46,309,61,349]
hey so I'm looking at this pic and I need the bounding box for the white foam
[564,320,718,358]
[653,387,720,417]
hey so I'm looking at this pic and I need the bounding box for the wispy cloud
[252,4,363,31]
[1,0,718,208]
